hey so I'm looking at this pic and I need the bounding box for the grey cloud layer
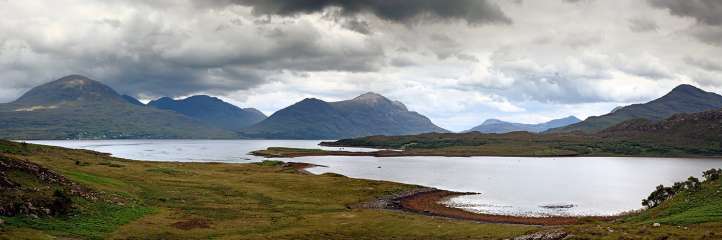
[0,1,385,99]
[1,0,722,131]
[234,0,511,24]
[649,0,722,45]
[649,0,722,26]
[0,0,511,100]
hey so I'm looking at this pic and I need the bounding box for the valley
[1,140,721,239]
[3,1,722,239]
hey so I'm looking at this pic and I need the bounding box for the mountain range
[2,75,721,140]
[466,116,580,134]
[0,75,447,140]
[548,84,722,133]
[239,92,448,139]
[0,75,237,139]
[148,95,266,132]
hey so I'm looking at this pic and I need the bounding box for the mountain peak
[671,84,703,93]
[50,75,102,90]
[470,116,581,134]
[545,116,582,126]
[242,93,447,139]
[13,75,121,105]
[655,83,716,104]
[550,84,722,133]
[299,97,326,104]
[186,95,220,102]
[349,92,396,106]
[354,92,386,100]
[561,116,581,121]
[147,95,267,131]
[481,119,506,125]
[56,74,91,81]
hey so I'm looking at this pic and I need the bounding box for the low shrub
[702,168,721,182]
[642,169,716,209]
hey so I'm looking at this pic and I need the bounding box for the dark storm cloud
[649,0,722,45]
[0,1,387,100]
[649,0,722,26]
[342,18,371,34]
[233,0,512,25]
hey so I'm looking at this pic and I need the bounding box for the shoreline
[392,189,619,226]
[282,159,620,226]
[251,146,722,159]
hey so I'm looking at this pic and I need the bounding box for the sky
[1,0,722,131]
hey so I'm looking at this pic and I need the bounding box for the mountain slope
[240,92,448,139]
[467,116,580,133]
[148,95,266,131]
[549,84,722,133]
[0,75,238,140]
[600,108,722,149]
[121,95,145,106]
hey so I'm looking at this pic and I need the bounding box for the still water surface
[30,140,722,217]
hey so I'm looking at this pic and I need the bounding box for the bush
[642,185,674,208]
[642,175,704,209]
[685,176,702,191]
[703,168,721,182]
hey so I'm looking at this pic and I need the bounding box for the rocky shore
[356,187,617,226]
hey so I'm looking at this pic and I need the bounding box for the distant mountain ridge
[549,84,722,133]
[0,75,238,140]
[240,92,448,139]
[466,116,580,133]
[600,108,722,150]
[148,95,267,131]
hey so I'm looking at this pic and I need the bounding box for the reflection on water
[29,140,722,217]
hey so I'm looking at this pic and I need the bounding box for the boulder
[514,230,568,240]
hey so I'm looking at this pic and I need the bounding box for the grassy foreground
[2,140,722,239]
[0,141,535,239]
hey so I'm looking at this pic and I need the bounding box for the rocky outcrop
[513,230,569,240]
[0,155,97,217]
[352,187,439,209]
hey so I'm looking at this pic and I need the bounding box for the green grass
[254,160,286,166]
[0,141,537,239]
[145,167,193,175]
[626,178,722,225]
[0,141,31,155]
[4,200,153,240]
[64,171,128,189]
